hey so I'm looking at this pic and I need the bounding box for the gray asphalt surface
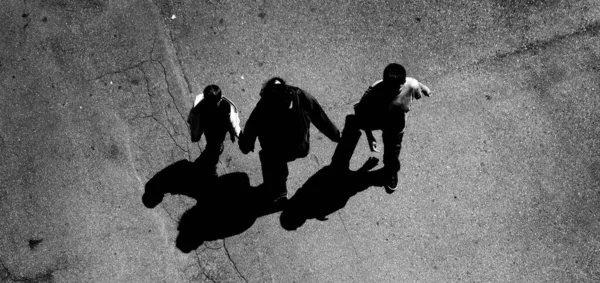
[1,0,599,282]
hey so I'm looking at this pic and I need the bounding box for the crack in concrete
[22,17,31,30]
[148,37,192,158]
[132,140,152,158]
[337,211,362,283]
[223,240,249,283]
[148,114,187,153]
[0,133,5,149]
[148,36,187,126]
[168,31,193,94]
[89,60,150,82]
[337,212,359,259]
[163,107,192,160]
[161,206,179,223]
[201,242,223,251]
[194,251,218,283]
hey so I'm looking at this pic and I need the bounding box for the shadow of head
[142,159,203,208]
[280,157,384,231]
[141,160,279,253]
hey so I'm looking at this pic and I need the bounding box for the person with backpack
[239,77,341,203]
[331,63,431,193]
[187,84,241,179]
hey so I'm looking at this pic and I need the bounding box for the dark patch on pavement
[28,238,43,250]
[1,261,57,283]
[45,0,109,12]
[589,161,600,189]
[492,0,561,11]
[48,36,76,70]
[107,144,121,160]
[524,60,568,109]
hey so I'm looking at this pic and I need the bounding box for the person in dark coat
[239,77,341,203]
[187,84,241,179]
[332,63,431,193]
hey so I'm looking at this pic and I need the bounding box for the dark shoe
[384,173,398,194]
[315,215,329,221]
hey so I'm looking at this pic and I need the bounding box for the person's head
[383,63,406,87]
[260,77,286,97]
[203,84,222,103]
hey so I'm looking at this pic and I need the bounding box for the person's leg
[331,115,362,170]
[196,130,226,178]
[382,127,404,191]
[259,150,289,201]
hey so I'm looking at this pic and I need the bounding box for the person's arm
[419,81,432,97]
[187,105,205,143]
[228,107,241,142]
[301,90,341,142]
[365,130,379,152]
[223,97,242,142]
[354,83,381,152]
[238,100,262,154]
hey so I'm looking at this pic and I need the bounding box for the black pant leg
[382,128,404,175]
[259,150,289,197]
[196,129,226,176]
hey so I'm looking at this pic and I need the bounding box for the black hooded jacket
[240,85,340,161]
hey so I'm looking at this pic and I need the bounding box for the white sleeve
[229,104,241,138]
[420,81,431,96]
[193,93,204,107]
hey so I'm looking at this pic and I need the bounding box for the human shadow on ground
[279,114,393,230]
[279,157,386,230]
[142,159,284,253]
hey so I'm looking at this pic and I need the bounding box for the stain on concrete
[44,0,109,14]
[0,260,61,283]
[589,161,600,189]
[524,61,568,100]
[28,238,43,249]
[492,0,561,10]
[154,0,175,19]
[48,36,77,70]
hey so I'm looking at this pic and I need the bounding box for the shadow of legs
[280,157,380,231]
[175,172,263,253]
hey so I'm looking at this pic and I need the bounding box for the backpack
[265,87,310,161]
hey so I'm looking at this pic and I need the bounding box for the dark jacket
[354,77,431,132]
[240,85,340,161]
[187,95,241,143]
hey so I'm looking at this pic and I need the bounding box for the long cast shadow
[279,157,386,230]
[142,160,283,253]
[280,114,391,230]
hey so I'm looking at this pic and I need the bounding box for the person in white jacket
[332,63,431,193]
[187,84,241,179]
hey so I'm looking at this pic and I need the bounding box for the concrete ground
[1,0,599,282]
